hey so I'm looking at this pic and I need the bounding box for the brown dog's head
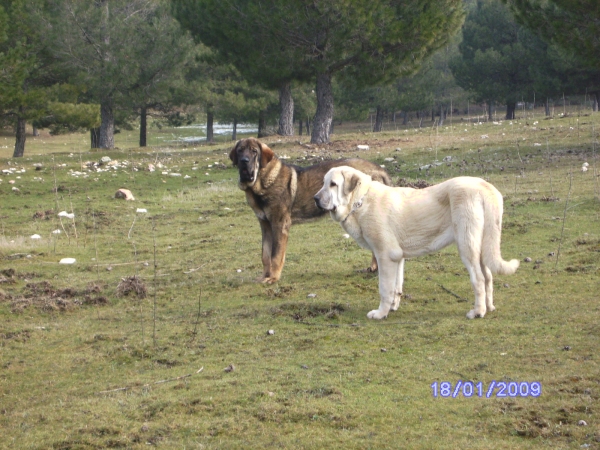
[229,138,275,185]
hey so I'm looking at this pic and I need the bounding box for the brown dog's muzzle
[238,156,255,182]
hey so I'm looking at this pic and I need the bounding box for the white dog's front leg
[367,258,398,320]
[391,258,405,311]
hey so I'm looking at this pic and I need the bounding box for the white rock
[170,173,182,177]
[443,156,452,162]
[343,234,350,239]
[8,180,15,184]
[148,164,155,172]
[30,234,41,239]
[52,229,61,234]
[184,175,191,179]
[356,145,370,151]
[384,158,394,162]
[59,258,76,264]
[100,156,111,163]
[58,211,75,219]
[582,166,588,172]
[582,162,589,167]
[307,293,317,298]
[136,208,147,213]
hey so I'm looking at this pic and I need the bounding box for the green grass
[0,109,599,449]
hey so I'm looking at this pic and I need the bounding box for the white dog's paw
[466,309,486,319]
[486,304,496,313]
[367,309,388,320]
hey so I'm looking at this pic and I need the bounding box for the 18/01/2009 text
[431,380,542,398]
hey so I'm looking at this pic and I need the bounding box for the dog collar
[341,189,369,224]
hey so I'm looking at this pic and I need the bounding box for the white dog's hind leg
[481,261,495,313]
[367,258,398,319]
[391,258,405,311]
[455,218,487,319]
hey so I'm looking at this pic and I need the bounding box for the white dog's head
[314,166,370,222]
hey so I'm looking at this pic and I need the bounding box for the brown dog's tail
[481,185,520,275]
[374,171,392,186]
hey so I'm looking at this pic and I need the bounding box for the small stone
[307,293,316,298]
[301,365,308,370]
[578,420,587,426]
[267,330,275,335]
[548,252,555,257]
[224,364,235,373]
[141,424,149,432]
[106,266,113,271]
[524,257,532,262]
[503,283,510,288]
[381,348,387,352]
[267,391,275,397]
[563,346,571,351]
[115,188,135,201]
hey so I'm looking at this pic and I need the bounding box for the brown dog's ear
[229,141,241,165]
[343,171,361,196]
[259,143,275,168]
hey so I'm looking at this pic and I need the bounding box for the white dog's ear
[343,172,361,196]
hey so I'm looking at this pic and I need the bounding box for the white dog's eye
[330,182,336,187]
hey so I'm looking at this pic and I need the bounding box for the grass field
[0,109,599,449]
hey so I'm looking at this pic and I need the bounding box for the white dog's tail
[481,189,520,275]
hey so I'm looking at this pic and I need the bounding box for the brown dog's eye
[252,148,258,153]
[330,182,336,187]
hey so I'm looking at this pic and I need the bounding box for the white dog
[314,167,519,319]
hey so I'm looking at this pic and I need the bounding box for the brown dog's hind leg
[358,253,379,273]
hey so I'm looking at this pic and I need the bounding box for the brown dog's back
[292,158,390,221]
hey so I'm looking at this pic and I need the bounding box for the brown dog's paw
[256,276,279,284]
[357,267,378,273]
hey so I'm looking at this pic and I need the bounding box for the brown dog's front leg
[263,217,291,284]
[257,219,273,282]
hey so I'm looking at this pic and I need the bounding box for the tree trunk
[311,72,334,144]
[439,105,446,127]
[306,117,310,135]
[298,117,303,136]
[139,107,147,147]
[99,101,115,149]
[592,92,599,112]
[13,116,26,158]
[90,128,100,148]
[505,101,516,120]
[431,108,435,122]
[232,118,238,141]
[487,101,493,121]
[257,109,267,138]
[373,106,384,132]
[402,111,408,125]
[278,82,294,136]
[32,126,40,137]
[545,98,551,117]
[206,110,214,142]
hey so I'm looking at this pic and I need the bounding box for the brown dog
[230,138,391,283]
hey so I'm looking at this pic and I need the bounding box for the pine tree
[0,0,52,157]
[172,0,465,144]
